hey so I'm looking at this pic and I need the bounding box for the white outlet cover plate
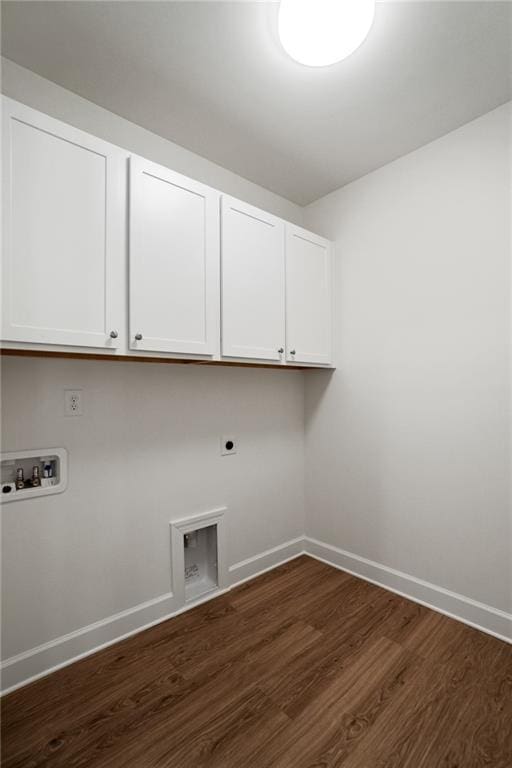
[64,389,83,416]
[221,435,236,456]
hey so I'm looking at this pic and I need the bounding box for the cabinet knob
[290,349,296,355]
[134,333,143,341]
[109,330,119,339]
[278,347,284,354]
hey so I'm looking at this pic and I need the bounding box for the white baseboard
[228,536,305,585]
[3,535,509,695]
[304,536,512,644]
[1,590,177,695]
[1,536,304,695]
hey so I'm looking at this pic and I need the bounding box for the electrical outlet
[221,435,237,456]
[64,389,83,417]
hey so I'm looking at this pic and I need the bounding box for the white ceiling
[2,1,511,205]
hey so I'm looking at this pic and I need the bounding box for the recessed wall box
[170,508,228,606]
[0,448,67,503]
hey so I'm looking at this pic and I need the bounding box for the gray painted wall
[303,103,512,613]
[1,358,305,658]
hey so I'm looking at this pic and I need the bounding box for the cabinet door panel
[129,157,219,355]
[221,197,285,361]
[286,226,332,365]
[1,97,123,349]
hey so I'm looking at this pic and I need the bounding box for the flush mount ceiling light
[278,0,376,67]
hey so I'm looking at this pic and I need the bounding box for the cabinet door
[221,197,285,361]
[129,157,219,355]
[1,97,124,349]
[286,225,332,365]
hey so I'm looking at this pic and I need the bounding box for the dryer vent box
[170,507,228,607]
[183,524,218,602]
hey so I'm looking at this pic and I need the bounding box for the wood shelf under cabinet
[0,348,332,371]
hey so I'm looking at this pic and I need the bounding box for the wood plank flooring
[2,555,511,767]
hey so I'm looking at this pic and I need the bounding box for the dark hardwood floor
[2,555,511,767]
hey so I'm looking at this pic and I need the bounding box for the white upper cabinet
[1,97,124,349]
[1,98,333,368]
[221,196,285,361]
[129,157,219,355]
[285,225,332,365]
